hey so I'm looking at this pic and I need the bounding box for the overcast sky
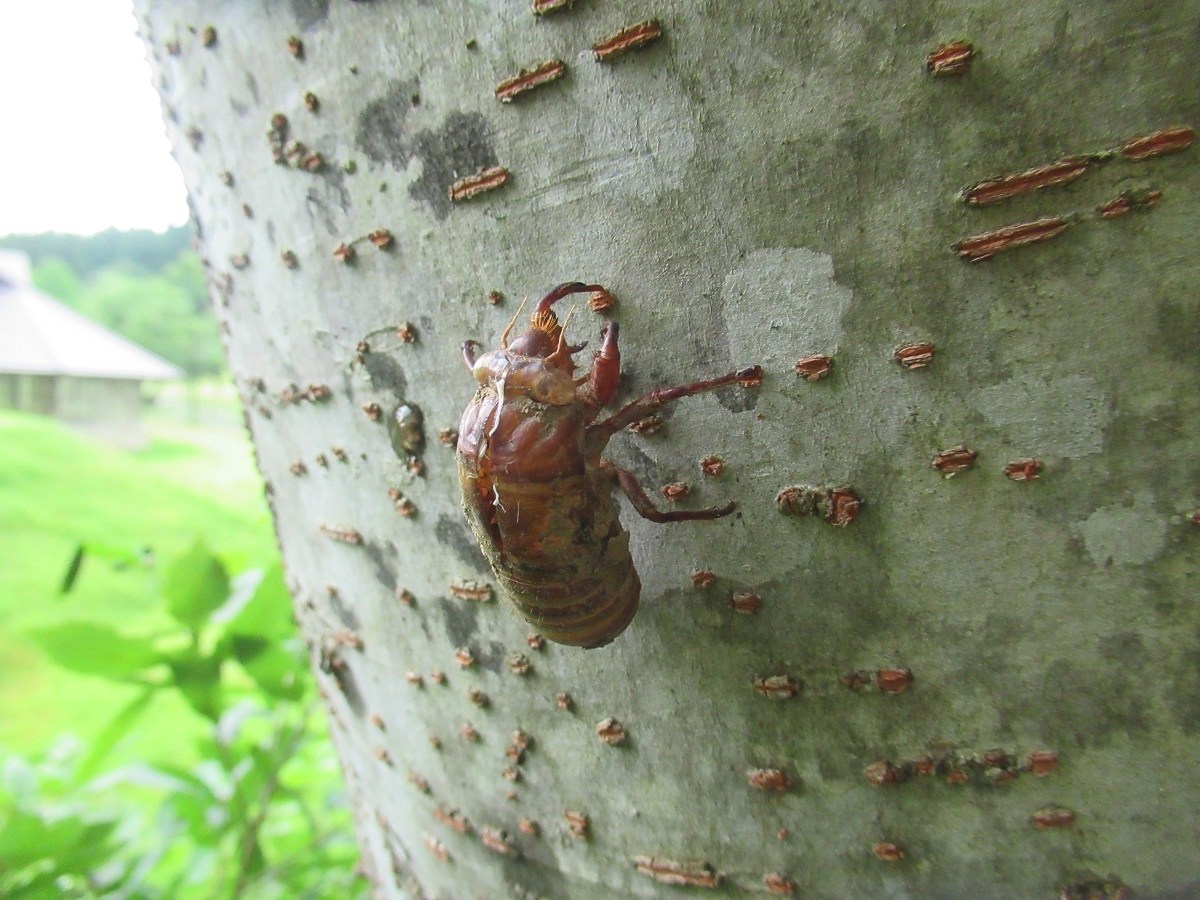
[0,0,190,236]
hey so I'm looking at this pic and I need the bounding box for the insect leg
[603,461,735,523]
[535,282,607,317]
[587,365,763,447]
[579,323,621,415]
[462,340,482,370]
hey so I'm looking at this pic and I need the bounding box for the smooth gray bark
[137,2,1200,897]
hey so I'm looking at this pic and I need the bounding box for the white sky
[0,0,190,236]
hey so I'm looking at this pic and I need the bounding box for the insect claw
[546,308,586,366]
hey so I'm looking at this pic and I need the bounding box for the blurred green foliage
[63,261,223,379]
[1,227,223,380]
[26,258,84,307]
[1,544,365,899]
[0,410,272,757]
[0,227,191,279]
[0,230,361,896]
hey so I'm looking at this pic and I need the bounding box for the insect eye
[473,351,505,384]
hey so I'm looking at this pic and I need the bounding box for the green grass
[0,409,276,760]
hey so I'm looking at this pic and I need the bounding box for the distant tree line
[0,226,191,279]
[0,227,225,380]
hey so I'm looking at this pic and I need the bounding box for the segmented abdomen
[498,552,640,648]
[457,467,641,648]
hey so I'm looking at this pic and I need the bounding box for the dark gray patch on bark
[435,512,488,571]
[407,111,498,220]
[475,639,507,674]
[319,165,351,213]
[338,369,356,406]
[304,185,340,236]
[302,166,351,228]
[229,97,248,116]
[362,352,407,397]
[439,595,478,646]
[664,312,759,413]
[1098,631,1148,670]
[768,562,891,660]
[291,0,330,31]
[620,441,661,490]
[1143,881,1200,900]
[1038,658,1148,748]
[328,590,361,629]
[330,659,364,716]
[355,78,421,169]
[714,380,759,413]
[1155,295,1200,377]
[1168,629,1200,734]
[244,70,259,104]
[502,854,573,897]
[362,539,397,592]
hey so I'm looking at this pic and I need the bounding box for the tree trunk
[136,1,1200,896]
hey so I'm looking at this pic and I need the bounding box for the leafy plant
[3,542,365,899]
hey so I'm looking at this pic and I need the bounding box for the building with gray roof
[0,249,181,447]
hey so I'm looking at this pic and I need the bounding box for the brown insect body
[457,283,758,648]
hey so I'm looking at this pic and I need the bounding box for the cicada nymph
[456,282,760,648]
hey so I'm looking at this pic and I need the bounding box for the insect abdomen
[458,467,641,648]
[499,548,640,648]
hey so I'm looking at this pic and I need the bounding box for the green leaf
[0,810,84,868]
[224,564,293,640]
[103,761,213,801]
[163,540,229,631]
[168,653,223,720]
[53,821,119,873]
[0,813,116,882]
[230,638,304,701]
[239,834,266,880]
[75,688,156,782]
[3,871,67,900]
[59,545,85,594]
[28,623,160,680]
[167,791,222,845]
[231,747,274,812]
[60,542,148,594]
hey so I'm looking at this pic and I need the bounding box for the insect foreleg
[602,461,735,523]
[579,323,621,416]
[587,365,763,449]
[461,340,482,370]
[535,282,607,317]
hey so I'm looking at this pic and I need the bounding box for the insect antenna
[500,294,530,350]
